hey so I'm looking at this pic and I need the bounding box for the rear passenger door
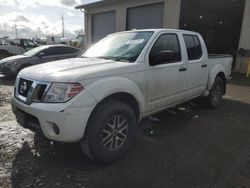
[183,34,208,98]
[146,33,187,112]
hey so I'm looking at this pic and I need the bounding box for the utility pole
[15,24,18,38]
[61,13,65,38]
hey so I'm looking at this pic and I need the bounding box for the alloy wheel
[102,115,128,151]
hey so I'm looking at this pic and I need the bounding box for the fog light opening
[53,123,60,135]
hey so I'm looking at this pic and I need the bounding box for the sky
[0,0,98,39]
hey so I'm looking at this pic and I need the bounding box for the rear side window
[183,35,202,60]
[60,47,79,54]
[43,47,61,56]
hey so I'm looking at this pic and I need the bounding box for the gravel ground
[0,77,14,123]
[0,73,250,188]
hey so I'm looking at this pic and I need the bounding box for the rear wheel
[81,100,137,164]
[206,77,224,108]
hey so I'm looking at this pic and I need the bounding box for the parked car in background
[0,38,38,60]
[12,29,232,163]
[0,38,25,59]
[0,45,82,76]
[12,38,38,51]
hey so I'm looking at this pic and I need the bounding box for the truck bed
[207,54,233,79]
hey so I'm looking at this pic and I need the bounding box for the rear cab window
[183,34,203,60]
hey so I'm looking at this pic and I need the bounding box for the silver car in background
[0,45,83,76]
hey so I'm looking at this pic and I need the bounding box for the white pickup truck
[11,29,232,163]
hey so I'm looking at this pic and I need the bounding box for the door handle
[179,67,187,72]
[201,64,207,68]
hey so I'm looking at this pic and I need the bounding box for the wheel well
[83,92,140,140]
[97,92,140,121]
[216,72,226,94]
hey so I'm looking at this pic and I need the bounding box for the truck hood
[19,57,139,82]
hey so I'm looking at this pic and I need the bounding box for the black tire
[81,100,137,164]
[206,77,224,108]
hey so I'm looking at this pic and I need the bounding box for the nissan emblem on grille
[20,81,27,94]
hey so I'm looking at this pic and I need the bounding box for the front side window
[23,46,48,56]
[83,31,154,62]
[183,35,202,60]
[149,34,182,65]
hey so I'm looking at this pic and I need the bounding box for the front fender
[83,76,146,115]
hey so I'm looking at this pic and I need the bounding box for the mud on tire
[206,77,224,108]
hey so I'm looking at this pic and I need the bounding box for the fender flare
[204,64,226,96]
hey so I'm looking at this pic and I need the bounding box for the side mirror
[149,50,175,66]
[37,52,45,58]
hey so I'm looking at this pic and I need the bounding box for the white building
[76,0,250,73]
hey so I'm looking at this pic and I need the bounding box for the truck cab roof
[113,28,201,36]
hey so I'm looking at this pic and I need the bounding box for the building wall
[236,0,250,73]
[84,0,181,48]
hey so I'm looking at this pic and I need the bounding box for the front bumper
[11,90,96,143]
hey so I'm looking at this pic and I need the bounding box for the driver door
[146,33,187,113]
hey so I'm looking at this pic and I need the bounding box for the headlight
[43,83,83,103]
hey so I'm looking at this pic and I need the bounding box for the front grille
[15,77,51,104]
[18,78,33,97]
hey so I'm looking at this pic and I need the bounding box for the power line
[61,13,65,38]
[15,23,18,38]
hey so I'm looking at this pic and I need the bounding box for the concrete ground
[0,73,250,188]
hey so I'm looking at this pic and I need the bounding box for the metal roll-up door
[126,3,164,30]
[92,11,116,43]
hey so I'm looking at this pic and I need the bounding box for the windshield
[23,46,48,56]
[83,31,154,62]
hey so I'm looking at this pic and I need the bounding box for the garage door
[126,3,164,30]
[92,11,116,43]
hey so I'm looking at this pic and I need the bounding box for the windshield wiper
[96,56,132,63]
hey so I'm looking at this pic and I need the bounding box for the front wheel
[81,100,137,164]
[206,77,224,108]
